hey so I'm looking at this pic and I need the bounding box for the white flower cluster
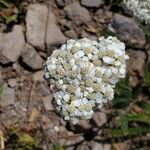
[44,36,129,124]
[123,0,150,24]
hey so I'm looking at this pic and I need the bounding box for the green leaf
[11,0,23,6]
[143,62,150,86]
[127,113,150,124]
[4,14,18,24]
[53,144,65,150]
[6,131,37,150]
[102,28,117,37]
[19,133,36,146]
[0,0,13,8]
[119,111,128,131]
[109,126,150,138]
[136,101,150,114]
[113,77,132,108]
[7,132,19,144]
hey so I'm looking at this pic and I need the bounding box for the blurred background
[0,0,150,149]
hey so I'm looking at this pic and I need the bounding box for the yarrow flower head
[44,36,129,124]
[123,0,150,24]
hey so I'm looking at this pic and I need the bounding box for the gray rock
[78,119,91,130]
[127,50,146,87]
[46,11,67,51]
[0,25,25,64]
[0,23,6,32]
[65,30,77,39]
[92,143,110,150]
[55,0,70,7]
[81,0,104,8]
[92,112,107,126]
[112,14,146,48]
[0,86,15,107]
[127,50,146,77]
[36,83,50,96]
[29,107,40,122]
[42,95,54,111]
[76,142,90,150]
[26,4,48,51]
[32,71,44,82]
[112,143,131,150]
[21,44,44,70]
[64,1,91,25]
[8,78,17,88]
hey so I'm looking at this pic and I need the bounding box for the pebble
[42,95,54,111]
[8,78,17,88]
[92,143,111,150]
[127,50,146,77]
[0,25,25,64]
[36,83,50,97]
[55,0,70,7]
[112,14,146,48]
[0,86,15,107]
[46,11,67,52]
[81,0,104,8]
[64,1,91,25]
[92,112,107,126]
[21,44,44,70]
[26,4,48,51]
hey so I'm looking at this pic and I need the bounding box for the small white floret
[103,56,115,64]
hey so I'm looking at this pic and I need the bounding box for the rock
[81,30,97,41]
[46,11,67,51]
[78,119,91,130]
[59,19,72,29]
[46,25,67,50]
[76,142,90,150]
[26,4,48,51]
[65,135,84,146]
[38,51,47,59]
[29,107,40,122]
[8,78,17,88]
[0,23,6,32]
[55,0,70,7]
[0,86,15,107]
[64,1,91,25]
[0,25,25,64]
[92,143,111,150]
[95,9,112,23]
[42,95,54,111]
[112,143,131,150]
[81,0,104,8]
[21,44,44,70]
[127,50,146,77]
[65,30,77,39]
[32,71,44,82]
[129,76,139,87]
[36,83,50,96]
[112,14,146,48]
[92,112,107,126]
[131,104,143,113]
